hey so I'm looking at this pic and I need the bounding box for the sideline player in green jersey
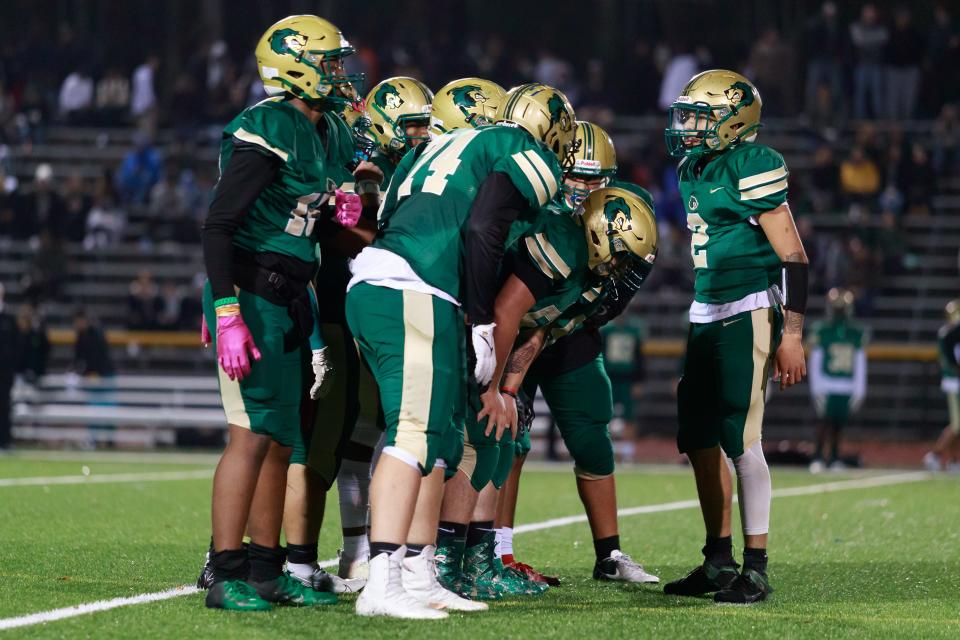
[484,122,656,586]
[346,83,577,619]
[807,288,869,473]
[662,70,809,604]
[924,300,960,471]
[465,187,659,592]
[198,15,365,612]
[281,76,437,596]
[601,315,645,454]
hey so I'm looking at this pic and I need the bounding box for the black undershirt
[464,172,530,325]
[200,144,282,302]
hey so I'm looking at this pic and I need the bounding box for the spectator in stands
[85,173,126,250]
[22,163,64,242]
[116,132,162,205]
[874,210,909,275]
[850,3,889,119]
[158,280,184,330]
[95,66,130,126]
[21,230,67,303]
[147,169,184,244]
[58,64,94,125]
[884,6,925,120]
[130,54,159,135]
[924,5,958,115]
[169,72,203,137]
[62,171,91,243]
[575,59,618,128]
[901,142,935,215]
[932,103,959,176]
[658,44,700,111]
[747,27,796,116]
[846,236,878,315]
[15,302,49,384]
[0,164,20,243]
[839,145,881,206]
[127,269,163,330]
[0,283,17,451]
[806,145,840,213]
[73,309,114,377]
[803,2,848,119]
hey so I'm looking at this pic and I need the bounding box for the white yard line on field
[0,470,933,631]
[0,470,213,487]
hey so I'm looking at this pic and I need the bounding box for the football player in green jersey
[601,315,646,444]
[198,14,365,611]
[463,187,659,590]
[807,288,869,473]
[481,122,656,586]
[662,70,809,604]
[924,300,960,471]
[346,83,576,619]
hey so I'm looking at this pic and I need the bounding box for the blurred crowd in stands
[0,1,957,332]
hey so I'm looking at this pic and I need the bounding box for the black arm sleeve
[201,145,282,302]
[464,172,529,325]
[505,250,555,303]
[944,324,960,368]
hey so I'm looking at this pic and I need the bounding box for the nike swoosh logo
[710,187,723,193]
[722,318,742,327]
[437,528,455,535]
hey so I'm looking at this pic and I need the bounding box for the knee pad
[564,424,615,479]
[491,436,515,489]
[458,441,499,492]
[732,442,771,535]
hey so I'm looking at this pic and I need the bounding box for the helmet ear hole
[288,71,304,79]
[375,124,385,134]
[590,230,601,246]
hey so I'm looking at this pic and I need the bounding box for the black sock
[593,535,620,561]
[743,547,768,575]
[438,520,469,541]
[466,520,494,548]
[209,548,249,584]
[247,543,285,583]
[286,542,318,566]
[702,535,735,566]
[369,541,402,558]
[405,543,426,557]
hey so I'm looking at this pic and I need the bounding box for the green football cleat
[436,538,503,601]
[463,532,545,597]
[714,568,773,604]
[664,559,739,596]
[204,579,272,611]
[494,557,549,595]
[249,572,339,606]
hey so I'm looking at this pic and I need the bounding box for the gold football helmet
[827,288,855,318]
[495,83,578,171]
[946,299,960,324]
[562,120,617,205]
[255,15,363,107]
[581,187,658,283]
[664,69,762,158]
[431,78,505,134]
[362,77,434,157]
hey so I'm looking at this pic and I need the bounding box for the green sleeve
[492,130,562,209]
[226,100,296,162]
[733,144,789,215]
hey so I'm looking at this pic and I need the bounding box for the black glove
[516,388,535,437]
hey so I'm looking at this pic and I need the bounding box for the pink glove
[200,315,211,347]
[216,312,262,381]
[335,188,362,228]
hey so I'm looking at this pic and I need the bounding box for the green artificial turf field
[0,451,957,639]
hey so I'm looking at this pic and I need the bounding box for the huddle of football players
[197,13,808,616]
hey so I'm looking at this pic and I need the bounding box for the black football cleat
[663,559,739,596]
[713,569,773,604]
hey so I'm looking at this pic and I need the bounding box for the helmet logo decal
[449,85,487,108]
[604,197,633,237]
[270,28,307,57]
[547,93,572,132]
[374,83,404,109]
[723,81,755,108]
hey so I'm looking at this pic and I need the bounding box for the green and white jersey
[679,142,788,323]
[365,125,562,302]
[517,207,596,329]
[221,97,354,264]
[601,322,644,377]
[939,323,960,393]
[807,319,869,399]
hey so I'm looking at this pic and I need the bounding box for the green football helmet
[431,78,505,134]
[363,77,434,157]
[827,288,855,319]
[664,69,762,158]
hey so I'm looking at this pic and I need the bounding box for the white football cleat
[923,452,941,472]
[356,547,448,619]
[339,549,370,581]
[402,545,488,612]
[288,562,365,594]
[593,550,660,584]
[808,459,825,474]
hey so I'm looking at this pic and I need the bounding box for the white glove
[310,347,334,400]
[471,323,496,386]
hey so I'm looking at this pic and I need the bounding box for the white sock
[287,561,316,579]
[733,442,772,535]
[342,534,369,561]
[494,527,514,558]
